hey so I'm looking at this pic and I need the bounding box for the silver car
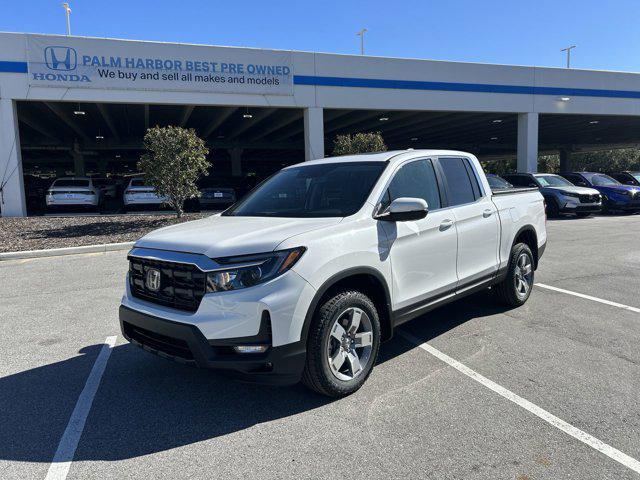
[503,173,601,217]
[123,177,169,210]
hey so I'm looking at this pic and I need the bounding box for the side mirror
[376,197,428,222]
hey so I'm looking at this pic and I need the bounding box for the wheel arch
[302,268,394,344]
[512,225,539,268]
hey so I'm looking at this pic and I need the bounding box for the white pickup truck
[120,150,546,397]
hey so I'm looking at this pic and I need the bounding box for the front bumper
[120,305,306,385]
[558,198,601,213]
[604,199,640,211]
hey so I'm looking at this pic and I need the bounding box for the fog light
[233,345,268,354]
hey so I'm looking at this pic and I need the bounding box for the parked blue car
[560,172,640,212]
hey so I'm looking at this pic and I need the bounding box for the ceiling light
[589,120,599,124]
[492,119,503,123]
[490,137,498,140]
[559,97,571,102]
[74,110,85,115]
[95,135,104,140]
[115,154,121,158]
[410,137,418,141]
[242,107,253,119]
[379,117,389,121]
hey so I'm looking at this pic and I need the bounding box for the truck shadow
[0,291,514,463]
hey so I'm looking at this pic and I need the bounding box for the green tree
[138,126,210,218]
[333,132,387,156]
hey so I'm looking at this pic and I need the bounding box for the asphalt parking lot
[1,214,640,480]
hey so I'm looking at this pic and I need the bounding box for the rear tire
[302,290,381,398]
[494,243,535,307]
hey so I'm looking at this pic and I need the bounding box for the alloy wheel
[514,252,533,297]
[326,307,374,381]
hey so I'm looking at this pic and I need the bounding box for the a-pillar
[303,107,324,161]
[0,99,27,217]
[229,147,243,177]
[516,112,539,173]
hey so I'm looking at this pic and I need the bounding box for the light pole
[62,2,71,36]
[561,45,576,68]
[356,28,367,55]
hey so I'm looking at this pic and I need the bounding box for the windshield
[632,173,640,183]
[487,175,512,189]
[223,162,387,218]
[586,173,620,186]
[53,179,90,187]
[535,175,573,187]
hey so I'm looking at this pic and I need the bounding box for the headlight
[559,190,579,198]
[206,247,306,293]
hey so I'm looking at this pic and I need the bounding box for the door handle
[439,219,454,230]
[483,209,493,218]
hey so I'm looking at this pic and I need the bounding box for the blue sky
[2,0,639,72]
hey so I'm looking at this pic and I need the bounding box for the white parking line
[398,330,640,475]
[535,283,640,313]
[44,336,117,480]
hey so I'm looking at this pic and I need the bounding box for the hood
[135,215,342,258]
[541,185,599,195]
[592,184,640,195]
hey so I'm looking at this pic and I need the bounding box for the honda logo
[44,46,77,71]
[146,268,161,292]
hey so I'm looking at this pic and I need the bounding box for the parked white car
[123,177,169,210]
[46,177,101,210]
[120,150,547,397]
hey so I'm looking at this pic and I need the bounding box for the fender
[300,267,394,343]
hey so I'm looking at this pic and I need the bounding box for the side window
[382,159,441,211]
[439,157,477,206]
[462,159,482,199]
[563,174,582,185]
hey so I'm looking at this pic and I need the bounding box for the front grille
[579,194,600,203]
[129,257,206,312]
[123,321,194,360]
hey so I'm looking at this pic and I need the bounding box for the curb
[0,242,135,261]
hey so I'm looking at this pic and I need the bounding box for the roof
[287,149,475,168]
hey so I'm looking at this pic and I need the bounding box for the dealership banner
[26,35,294,95]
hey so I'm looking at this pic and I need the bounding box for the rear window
[130,179,147,187]
[53,179,90,187]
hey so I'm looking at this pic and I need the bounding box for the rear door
[379,158,458,311]
[436,157,500,288]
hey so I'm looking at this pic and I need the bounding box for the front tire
[302,290,381,397]
[546,198,560,218]
[494,243,535,307]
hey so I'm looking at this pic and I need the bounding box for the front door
[379,158,458,311]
